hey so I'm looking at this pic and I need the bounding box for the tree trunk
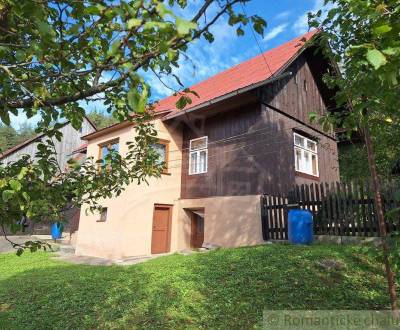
[363,125,398,312]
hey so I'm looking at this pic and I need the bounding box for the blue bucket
[51,222,63,240]
[288,209,313,245]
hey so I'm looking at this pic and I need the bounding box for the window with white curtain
[294,133,319,176]
[189,136,208,175]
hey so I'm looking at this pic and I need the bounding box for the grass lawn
[0,244,395,329]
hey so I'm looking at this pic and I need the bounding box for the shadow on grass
[0,244,392,329]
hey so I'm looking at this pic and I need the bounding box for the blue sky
[11,0,325,130]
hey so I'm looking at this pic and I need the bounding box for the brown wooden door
[191,213,204,248]
[151,205,172,254]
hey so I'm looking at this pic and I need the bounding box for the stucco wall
[75,119,185,260]
[176,195,263,249]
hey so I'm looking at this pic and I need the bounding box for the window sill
[161,172,171,176]
[295,171,319,181]
[96,220,106,223]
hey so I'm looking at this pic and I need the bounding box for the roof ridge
[153,30,318,113]
[153,30,317,108]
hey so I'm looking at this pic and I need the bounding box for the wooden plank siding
[179,52,339,199]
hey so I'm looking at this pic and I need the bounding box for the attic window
[303,79,308,92]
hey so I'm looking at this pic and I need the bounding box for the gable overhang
[161,71,293,122]
[81,109,173,141]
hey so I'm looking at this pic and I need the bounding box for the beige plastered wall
[75,119,265,260]
[75,119,186,260]
[176,195,264,250]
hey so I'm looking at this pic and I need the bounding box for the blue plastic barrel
[51,222,63,240]
[288,209,313,244]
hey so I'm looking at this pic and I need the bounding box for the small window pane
[152,143,167,164]
[295,148,302,171]
[111,142,119,152]
[307,140,316,152]
[312,154,318,175]
[199,150,207,172]
[102,146,109,159]
[304,150,309,162]
[190,137,207,151]
[190,152,197,174]
[294,135,304,147]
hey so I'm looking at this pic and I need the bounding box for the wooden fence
[260,180,400,240]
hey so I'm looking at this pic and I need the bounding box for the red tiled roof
[154,30,318,115]
[71,142,88,154]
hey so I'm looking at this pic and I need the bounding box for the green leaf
[9,179,22,192]
[175,17,197,35]
[0,111,10,126]
[167,49,178,61]
[126,18,142,30]
[372,24,392,35]
[236,27,244,36]
[137,85,148,113]
[107,41,121,57]
[382,47,400,56]
[203,31,214,43]
[251,16,266,36]
[22,192,30,202]
[83,5,101,16]
[309,112,318,123]
[2,190,14,202]
[366,49,387,69]
[36,21,53,37]
[17,167,29,180]
[127,88,139,111]
[176,95,192,110]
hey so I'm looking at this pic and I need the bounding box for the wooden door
[191,213,204,248]
[151,205,172,254]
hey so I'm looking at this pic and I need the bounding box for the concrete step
[58,244,75,254]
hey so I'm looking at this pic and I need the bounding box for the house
[0,116,97,234]
[0,116,96,170]
[75,31,340,260]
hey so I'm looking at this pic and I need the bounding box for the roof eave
[161,71,293,121]
[81,109,173,141]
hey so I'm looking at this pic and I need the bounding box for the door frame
[189,209,205,249]
[151,204,173,254]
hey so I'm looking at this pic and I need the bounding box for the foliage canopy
[0,0,266,251]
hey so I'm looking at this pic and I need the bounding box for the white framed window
[189,136,208,175]
[294,132,319,177]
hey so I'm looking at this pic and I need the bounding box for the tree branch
[2,0,242,109]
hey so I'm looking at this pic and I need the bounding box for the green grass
[0,244,395,329]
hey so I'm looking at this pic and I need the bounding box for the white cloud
[263,23,288,42]
[276,11,291,20]
[292,0,326,34]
